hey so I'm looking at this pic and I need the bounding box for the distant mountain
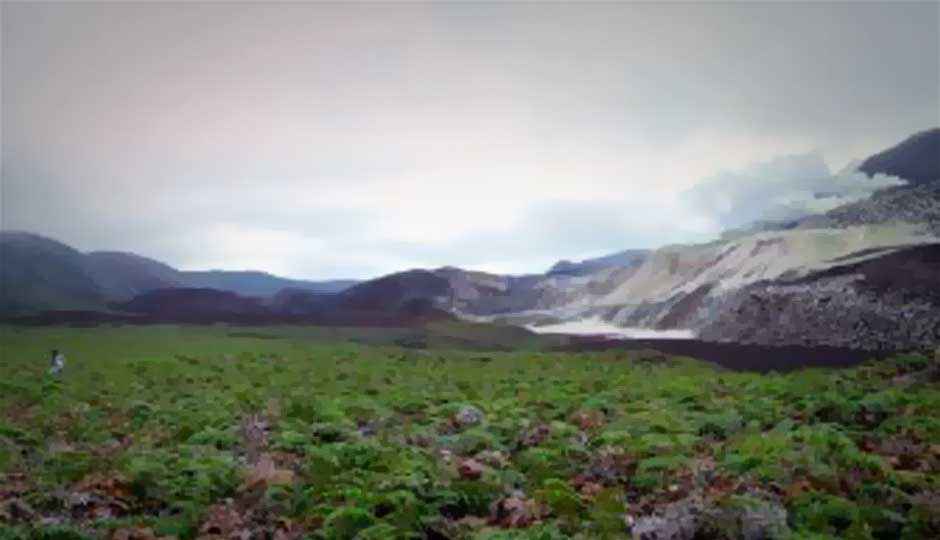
[338,270,451,312]
[86,251,183,300]
[859,128,940,186]
[181,270,356,297]
[0,232,105,313]
[0,232,357,314]
[548,249,650,276]
[268,270,456,324]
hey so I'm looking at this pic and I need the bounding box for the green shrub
[534,478,582,519]
[322,507,376,540]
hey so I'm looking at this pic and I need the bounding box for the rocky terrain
[3,129,938,351]
[697,245,940,350]
[547,249,650,277]
[464,129,940,351]
[809,180,940,235]
[448,225,940,351]
[857,127,939,186]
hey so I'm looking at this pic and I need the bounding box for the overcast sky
[2,2,937,279]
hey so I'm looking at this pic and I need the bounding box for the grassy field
[1,325,939,539]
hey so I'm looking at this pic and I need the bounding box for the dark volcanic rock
[116,288,269,320]
[818,180,940,235]
[698,244,940,351]
[859,128,940,186]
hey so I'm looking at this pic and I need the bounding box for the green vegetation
[0,325,938,539]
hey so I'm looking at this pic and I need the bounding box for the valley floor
[0,325,938,539]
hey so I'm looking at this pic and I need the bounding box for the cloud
[680,153,907,231]
[2,2,936,279]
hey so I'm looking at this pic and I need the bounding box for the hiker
[48,349,66,376]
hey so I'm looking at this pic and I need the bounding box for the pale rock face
[441,221,939,350]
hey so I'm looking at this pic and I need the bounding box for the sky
[2,2,937,280]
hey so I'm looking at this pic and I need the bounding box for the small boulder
[454,405,484,428]
[519,424,552,447]
[701,497,789,540]
[438,448,454,464]
[490,492,545,528]
[475,450,510,468]
[630,497,705,540]
[458,458,484,480]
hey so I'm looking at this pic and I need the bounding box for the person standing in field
[48,349,66,376]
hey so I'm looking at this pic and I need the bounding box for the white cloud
[680,153,907,232]
[2,2,936,279]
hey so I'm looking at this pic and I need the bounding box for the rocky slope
[800,180,940,235]
[511,129,939,350]
[251,216,937,351]
[451,225,938,343]
[547,249,650,277]
[858,127,939,186]
[697,244,940,350]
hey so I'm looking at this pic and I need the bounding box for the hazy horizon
[3,1,937,280]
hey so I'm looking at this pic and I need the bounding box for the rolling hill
[0,233,357,314]
[0,232,106,313]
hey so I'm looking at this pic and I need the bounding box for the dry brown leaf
[112,526,175,540]
[579,481,604,499]
[74,472,133,500]
[570,410,605,431]
[199,504,250,539]
[785,479,812,500]
[490,495,545,528]
[244,454,294,491]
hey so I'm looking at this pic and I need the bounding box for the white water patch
[526,318,696,339]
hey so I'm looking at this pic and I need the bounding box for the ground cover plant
[1,325,938,539]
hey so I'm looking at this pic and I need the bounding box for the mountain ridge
[858,128,940,186]
[0,231,358,313]
[3,128,938,350]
